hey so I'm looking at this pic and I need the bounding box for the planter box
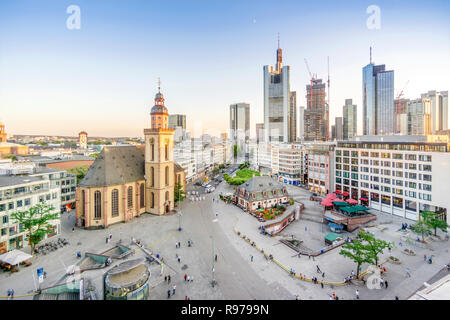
[388,257,401,264]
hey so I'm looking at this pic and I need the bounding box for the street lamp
[211,235,216,287]
[178,212,182,231]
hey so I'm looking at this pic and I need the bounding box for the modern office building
[289,91,297,142]
[168,114,186,130]
[421,91,448,134]
[230,103,250,157]
[306,143,335,195]
[335,135,450,224]
[272,143,307,186]
[362,62,395,135]
[298,106,305,141]
[407,98,432,135]
[304,79,329,141]
[394,98,410,134]
[263,43,295,143]
[0,175,61,253]
[335,117,343,141]
[256,123,265,144]
[343,99,357,140]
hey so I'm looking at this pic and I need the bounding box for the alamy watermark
[366,5,381,30]
[66,5,81,30]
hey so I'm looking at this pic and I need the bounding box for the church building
[75,86,186,229]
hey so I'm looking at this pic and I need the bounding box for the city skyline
[1,0,449,138]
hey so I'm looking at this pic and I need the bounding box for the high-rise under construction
[304,79,329,141]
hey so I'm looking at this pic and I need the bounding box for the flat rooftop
[0,175,43,188]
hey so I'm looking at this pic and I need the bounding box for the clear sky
[0,0,449,138]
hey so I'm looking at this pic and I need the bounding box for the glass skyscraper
[363,63,394,135]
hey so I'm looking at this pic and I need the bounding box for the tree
[67,165,89,184]
[421,211,448,236]
[233,145,241,158]
[339,231,378,278]
[174,182,185,204]
[89,152,100,158]
[411,219,432,242]
[358,231,392,265]
[10,203,60,255]
[4,154,17,161]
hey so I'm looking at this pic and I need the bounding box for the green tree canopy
[10,203,60,254]
[421,211,448,236]
[411,218,432,242]
[174,182,185,204]
[4,154,17,161]
[67,165,89,184]
[339,231,389,277]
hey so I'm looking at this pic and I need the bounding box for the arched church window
[127,186,133,209]
[111,189,119,217]
[165,144,168,160]
[151,144,154,161]
[165,191,169,201]
[150,192,154,208]
[140,183,144,207]
[165,166,169,186]
[94,191,101,219]
[151,167,154,187]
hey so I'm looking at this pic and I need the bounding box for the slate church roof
[79,146,145,187]
[79,145,185,188]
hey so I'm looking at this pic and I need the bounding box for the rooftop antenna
[370,46,372,64]
[277,32,280,49]
[157,77,161,93]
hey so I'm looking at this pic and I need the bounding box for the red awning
[341,192,349,196]
[325,193,338,199]
[346,198,358,204]
[334,190,342,194]
[360,197,369,201]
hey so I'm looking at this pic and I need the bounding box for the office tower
[298,106,305,141]
[421,91,448,134]
[230,103,250,156]
[343,99,357,140]
[256,123,265,144]
[335,117,343,141]
[394,98,409,134]
[362,55,394,135]
[263,41,294,143]
[168,114,186,130]
[289,91,297,142]
[304,79,328,141]
[407,98,432,135]
[331,125,336,141]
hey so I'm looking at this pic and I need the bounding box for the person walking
[184,274,187,282]
[250,255,253,262]
[316,265,321,273]
[190,276,193,282]
[385,280,388,289]
[424,254,427,261]
[215,254,218,262]
[168,275,171,284]
[187,275,191,282]
[355,289,359,300]
[297,252,301,258]
[308,253,311,260]
[172,285,176,295]
[178,256,181,263]
[322,272,325,278]
[405,268,411,277]
[109,234,112,240]
[164,276,167,282]
[167,290,171,298]
[72,227,75,233]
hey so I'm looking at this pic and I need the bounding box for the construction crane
[304,58,316,111]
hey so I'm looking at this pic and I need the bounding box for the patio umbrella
[320,200,333,207]
[325,193,338,200]
[346,198,358,204]
[360,197,369,202]
[0,249,32,265]
[341,192,350,197]
[334,190,342,194]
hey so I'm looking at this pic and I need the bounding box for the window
[150,192,154,208]
[94,191,102,219]
[405,200,416,212]
[8,202,14,210]
[165,144,169,161]
[423,184,432,192]
[151,144,154,161]
[423,165,432,172]
[165,191,169,201]
[81,190,86,216]
[165,166,169,186]
[423,174,432,182]
[393,197,403,208]
[381,195,391,205]
[151,167,154,187]
[2,216,8,224]
[17,200,23,208]
[127,186,133,209]
[111,189,119,217]
[423,194,432,201]
[0,204,5,212]
[393,154,403,160]
[140,183,145,207]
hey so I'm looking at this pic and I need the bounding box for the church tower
[144,81,175,215]
[0,122,7,143]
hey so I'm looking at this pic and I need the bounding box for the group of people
[167,285,176,298]
[6,289,14,300]
[184,273,194,282]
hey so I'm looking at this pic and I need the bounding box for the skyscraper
[421,90,448,134]
[394,98,409,134]
[362,56,394,135]
[304,79,328,141]
[256,123,265,144]
[333,117,343,141]
[168,114,186,130]
[230,103,250,156]
[343,99,357,140]
[263,41,294,143]
[289,91,297,142]
[407,98,432,135]
[298,106,305,141]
